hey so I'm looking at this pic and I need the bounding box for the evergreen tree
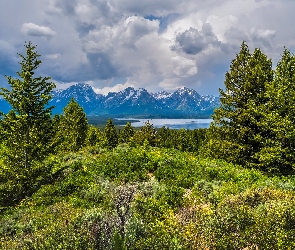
[104,119,118,148]
[203,42,273,166]
[256,49,295,172]
[58,98,88,152]
[118,122,135,144]
[0,42,56,205]
[133,121,157,146]
[86,125,106,147]
[0,42,56,169]
[157,126,171,148]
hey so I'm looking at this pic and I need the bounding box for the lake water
[119,118,213,130]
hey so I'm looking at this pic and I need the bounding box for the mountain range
[0,83,220,118]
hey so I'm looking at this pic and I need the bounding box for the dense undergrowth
[1,145,295,249]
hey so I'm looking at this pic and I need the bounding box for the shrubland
[1,146,295,249]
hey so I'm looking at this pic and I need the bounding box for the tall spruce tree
[104,119,118,148]
[0,42,56,169]
[203,42,273,166]
[0,42,56,205]
[118,122,135,144]
[86,125,106,147]
[256,49,295,172]
[58,98,88,152]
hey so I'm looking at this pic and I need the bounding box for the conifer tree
[118,122,135,144]
[0,42,56,169]
[104,119,118,148]
[58,98,88,152]
[203,42,273,166]
[133,120,157,146]
[0,42,56,205]
[86,125,106,147]
[256,49,295,172]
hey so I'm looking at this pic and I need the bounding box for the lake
[118,118,213,130]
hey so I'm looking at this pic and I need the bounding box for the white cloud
[45,53,61,59]
[93,82,134,95]
[21,23,56,38]
[250,27,276,48]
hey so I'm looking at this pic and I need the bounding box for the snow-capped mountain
[102,87,166,114]
[159,87,202,112]
[1,83,220,117]
[50,83,105,113]
[152,91,172,100]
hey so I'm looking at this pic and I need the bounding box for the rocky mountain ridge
[1,83,220,117]
[50,83,220,117]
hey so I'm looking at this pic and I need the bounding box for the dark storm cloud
[76,23,96,37]
[55,0,78,16]
[86,52,119,80]
[0,40,19,77]
[250,28,276,49]
[172,23,221,55]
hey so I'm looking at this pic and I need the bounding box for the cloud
[93,82,135,95]
[21,23,57,38]
[44,53,61,59]
[0,40,19,77]
[0,0,295,96]
[250,27,276,49]
[172,23,221,55]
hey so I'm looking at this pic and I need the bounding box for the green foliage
[156,127,206,152]
[57,98,88,152]
[86,125,107,147]
[0,42,56,206]
[104,119,118,148]
[202,41,273,168]
[1,146,295,249]
[132,120,157,146]
[254,49,295,173]
[118,122,135,144]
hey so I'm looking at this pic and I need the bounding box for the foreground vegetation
[1,42,295,249]
[1,146,295,249]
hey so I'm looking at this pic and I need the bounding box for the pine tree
[256,49,295,172]
[203,42,273,166]
[58,98,88,152]
[86,125,106,147]
[118,122,135,144]
[104,119,118,148]
[0,42,56,205]
[0,42,56,169]
[133,120,157,146]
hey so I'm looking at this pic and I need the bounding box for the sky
[0,0,294,96]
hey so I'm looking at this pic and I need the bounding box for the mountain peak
[48,83,219,116]
[71,83,93,91]
[174,86,199,97]
[152,91,172,100]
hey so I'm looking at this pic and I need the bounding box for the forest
[0,41,295,249]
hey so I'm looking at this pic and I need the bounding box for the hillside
[1,146,295,249]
